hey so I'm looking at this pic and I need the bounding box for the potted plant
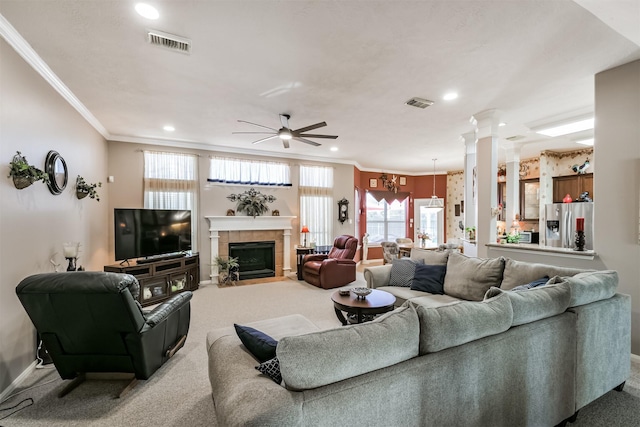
[76,175,102,201]
[465,226,476,241]
[214,255,240,286]
[8,151,49,189]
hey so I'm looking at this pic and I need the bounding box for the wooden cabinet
[519,179,540,220]
[104,253,199,307]
[553,173,593,203]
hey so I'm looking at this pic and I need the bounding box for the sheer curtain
[208,156,291,186]
[144,151,199,250]
[299,165,333,246]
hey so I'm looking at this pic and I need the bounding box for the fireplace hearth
[229,241,276,280]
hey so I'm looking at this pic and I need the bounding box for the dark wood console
[104,253,199,307]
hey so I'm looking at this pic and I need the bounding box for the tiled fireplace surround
[205,216,295,282]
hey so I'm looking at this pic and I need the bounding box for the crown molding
[0,13,109,139]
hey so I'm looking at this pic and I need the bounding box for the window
[143,151,199,249]
[366,193,407,243]
[299,165,333,246]
[208,156,291,186]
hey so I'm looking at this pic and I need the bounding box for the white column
[503,141,522,225]
[462,132,477,232]
[472,109,502,258]
[282,229,292,273]
[208,227,220,281]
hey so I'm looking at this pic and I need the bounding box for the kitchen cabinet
[553,173,593,203]
[519,179,540,220]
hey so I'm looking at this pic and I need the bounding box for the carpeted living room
[1,1,640,426]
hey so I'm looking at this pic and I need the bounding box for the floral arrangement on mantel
[76,175,102,201]
[227,187,276,217]
[8,151,49,189]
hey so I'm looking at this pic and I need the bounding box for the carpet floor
[1,271,638,427]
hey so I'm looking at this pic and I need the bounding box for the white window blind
[208,156,291,186]
[143,150,199,250]
[299,165,333,246]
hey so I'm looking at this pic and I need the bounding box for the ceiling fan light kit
[233,114,338,148]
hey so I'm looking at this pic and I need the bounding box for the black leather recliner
[16,271,192,397]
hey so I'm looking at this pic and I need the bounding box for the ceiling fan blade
[292,121,327,133]
[232,131,277,135]
[237,120,277,131]
[293,137,321,147]
[279,114,290,129]
[282,139,290,149]
[298,133,338,139]
[251,135,279,145]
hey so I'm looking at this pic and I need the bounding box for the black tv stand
[136,252,187,264]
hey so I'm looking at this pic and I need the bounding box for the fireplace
[229,241,276,280]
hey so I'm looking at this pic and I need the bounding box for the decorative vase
[76,190,89,199]
[13,175,35,189]
[575,230,585,251]
[421,238,426,247]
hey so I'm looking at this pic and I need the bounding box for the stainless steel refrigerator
[544,202,594,250]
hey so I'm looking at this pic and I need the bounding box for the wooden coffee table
[331,289,396,325]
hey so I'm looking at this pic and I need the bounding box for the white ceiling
[1,0,639,174]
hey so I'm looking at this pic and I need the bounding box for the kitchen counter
[486,242,596,260]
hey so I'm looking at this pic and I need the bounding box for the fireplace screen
[229,241,276,280]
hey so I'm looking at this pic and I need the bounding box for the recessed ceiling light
[135,3,159,20]
[443,92,458,101]
[330,147,338,152]
[163,125,175,132]
[576,138,594,146]
[535,117,594,137]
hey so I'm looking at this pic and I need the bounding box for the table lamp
[301,226,310,247]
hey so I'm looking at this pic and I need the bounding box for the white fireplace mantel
[205,216,296,281]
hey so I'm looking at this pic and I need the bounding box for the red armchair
[302,235,358,289]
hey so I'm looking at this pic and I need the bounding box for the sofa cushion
[484,280,571,326]
[410,264,446,294]
[389,258,423,287]
[277,305,420,391]
[443,252,505,301]
[408,292,513,354]
[375,286,460,307]
[500,258,586,290]
[559,270,619,307]
[234,324,278,363]
[410,248,449,265]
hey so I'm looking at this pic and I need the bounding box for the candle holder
[575,230,585,251]
[62,242,80,271]
[65,257,77,271]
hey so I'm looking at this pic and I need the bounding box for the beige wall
[107,141,356,281]
[0,40,109,393]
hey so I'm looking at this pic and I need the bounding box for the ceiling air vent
[405,97,434,109]
[146,30,191,54]
[506,135,526,141]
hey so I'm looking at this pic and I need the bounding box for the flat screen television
[114,208,192,261]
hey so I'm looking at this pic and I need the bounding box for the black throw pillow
[255,357,282,384]
[410,263,447,294]
[510,276,550,292]
[234,324,278,363]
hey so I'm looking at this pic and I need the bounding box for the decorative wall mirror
[337,198,349,224]
[45,150,68,195]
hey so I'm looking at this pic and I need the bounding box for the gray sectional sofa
[206,251,630,427]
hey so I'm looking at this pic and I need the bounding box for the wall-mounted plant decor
[227,187,276,217]
[8,151,49,189]
[76,175,102,201]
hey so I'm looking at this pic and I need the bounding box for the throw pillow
[443,252,505,301]
[255,357,282,384]
[510,276,550,292]
[410,264,446,294]
[234,324,278,363]
[389,258,424,287]
[410,248,449,265]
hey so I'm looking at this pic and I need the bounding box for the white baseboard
[0,360,37,403]
[631,353,640,364]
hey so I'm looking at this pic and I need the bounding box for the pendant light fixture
[426,158,444,210]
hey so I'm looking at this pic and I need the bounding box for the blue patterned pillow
[510,276,550,292]
[256,357,282,384]
[234,324,278,363]
[410,264,447,294]
[389,258,424,287]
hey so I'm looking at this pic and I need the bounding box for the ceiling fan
[233,114,338,148]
